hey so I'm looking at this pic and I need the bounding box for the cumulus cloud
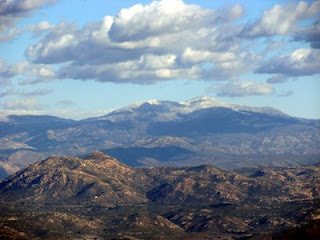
[1,98,44,110]
[0,87,53,98]
[27,21,55,37]
[0,27,21,41]
[0,60,56,85]
[242,1,320,37]
[0,88,15,98]
[257,48,320,76]
[0,0,55,34]
[109,0,211,42]
[267,74,288,84]
[200,51,260,81]
[29,21,54,32]
[295,19,320,49]
[217,81,274,97]
[18,78,52,85]
[277,91,294,98]
[57,55,203,84]
[0,0,313,94]
[25,0,252,83]
[0,59,18,78]
[23,88,53,96]
[57,100,75,107]
[108,0,243,42]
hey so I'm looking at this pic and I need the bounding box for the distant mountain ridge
[0,96,319,178]
[92,96,288,122]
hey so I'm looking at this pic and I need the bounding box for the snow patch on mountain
[179,96,231,113]
[95,96,288,122]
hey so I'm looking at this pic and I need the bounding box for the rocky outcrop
[0,152,319,206]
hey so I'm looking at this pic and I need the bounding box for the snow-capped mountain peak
[145,100,160,105]
[180,96,231,113]
[111,99,161,113]
[95,96,287,122]
[185,96,220,103]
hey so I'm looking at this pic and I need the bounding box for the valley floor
[0,200,319,239]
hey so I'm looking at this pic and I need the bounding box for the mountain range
[0,151,319,239]
[2,151,318,206]
[1,96,319,178]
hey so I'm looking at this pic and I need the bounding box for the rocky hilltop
[1,97,319,178]
[1,151,319,206]
[0,152,319,239]
[0,151,150,205]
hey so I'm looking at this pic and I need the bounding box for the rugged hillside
[0,151,150,205]
[147,165,320,205]
[0,152,319,239]
[1,97,319,178]
[0,152,319,206]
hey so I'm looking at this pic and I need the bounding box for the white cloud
[201,51,260,81]
[295,19,320,49]
[0,60,15,82]
[217,81,274,97]
[18,78,52,85]
[29,21,54,32]
[181,48,237,65]
[0,0,56,34]
[0,88,15,98]
[277,91,294,98]
[57,58,201,84]
[25,0,250,83]
[0,27,21,41]
[0,87,53,98]
[1,98,44,110]
[267,74,288,84]
[229,4,244,20]
[23,62,57,83]
[23,88,53,96]
[1,0,313,91]
[141,54,176,69]
[108,0,216,42]
[0,60,56,85]
[257,48,320,76]
[38,67,55,78]
[242,1,320,37]
[0,21,54,42]
[57,100,75,107]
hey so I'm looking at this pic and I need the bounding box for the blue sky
[0,0,319,119]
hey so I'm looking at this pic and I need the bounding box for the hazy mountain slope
[147,107,300,136]
[0,97,319,178]
[0,115,77,138]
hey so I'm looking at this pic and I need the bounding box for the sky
[0,0,319,120]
